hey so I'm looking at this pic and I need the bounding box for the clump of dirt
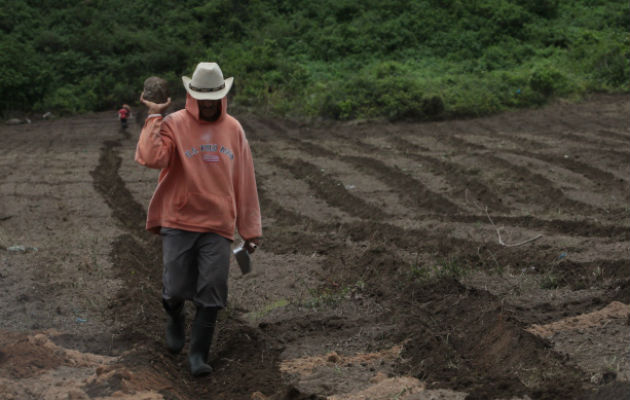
[280,345,402,375]
[527,301,629,338]
[390,278,587,399]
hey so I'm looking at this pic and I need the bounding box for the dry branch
[465,189,543,247]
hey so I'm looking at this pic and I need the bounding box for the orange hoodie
[135,94,261,241]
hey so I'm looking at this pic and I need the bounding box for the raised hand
[140,91,171,115]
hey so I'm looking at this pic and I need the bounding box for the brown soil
[0,94,628,400]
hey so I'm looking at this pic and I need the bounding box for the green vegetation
[302,280,364,309]
[409,257,468,282]
[539,271,560,289]
[244,298,289,321]
[1,0,628,119]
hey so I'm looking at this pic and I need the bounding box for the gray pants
[160,227,231,308]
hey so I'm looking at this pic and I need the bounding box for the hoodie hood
[185,93,228,123]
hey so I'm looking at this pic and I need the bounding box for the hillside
[1,0,628,119]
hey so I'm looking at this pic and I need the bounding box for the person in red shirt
[136,62,262,376]
[118,104,130,129]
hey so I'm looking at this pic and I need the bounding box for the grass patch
[409,257,469,283]
[243,298,290,322]
[302,280,366,309]
[539,271,560,289]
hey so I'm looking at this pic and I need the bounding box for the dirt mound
[0,330,170,400]
[0,94,628,399]
[527,301,629,338]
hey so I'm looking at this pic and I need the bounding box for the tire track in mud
[427,130,612,216]
[89,131,164,329]
[499,104,628,148]
[458,119,628,177]
[244,113,626,399]
[251,127,526,288]
[431,122,488,151]
[383,136,509,213]
[516,151,625,191]
[249,118,626,281]
[256,153,475,258]
[483,153,616,214]
[251,118,465,215]
[469,120,628,191]
[594,128,629,143]
[551,106,630,145]
[483,110,630,162]
[312,128,627,240]
[248,132,492,259]
[389,133,629,230]
[254,180,337,256]
[90,129,299,400]
[272,157,389,220]
[249,134,493,275]
[445,214,629,240]
[251,111,627,399]
[345,155,463,214]
[473,112,628,146]
[254,120,629,292]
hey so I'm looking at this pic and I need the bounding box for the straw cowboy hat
[182,62,233,100]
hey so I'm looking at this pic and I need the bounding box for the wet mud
[0,94,628,399]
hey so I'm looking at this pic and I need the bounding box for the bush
[1,0,628,119]
[316,63,445,121]
[518,0,559,18]
[0,37,47,113]
[40,82,97,114]
[529,67,568,97]
[590,37,630,87]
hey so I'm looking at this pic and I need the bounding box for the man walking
[135,62,262,376]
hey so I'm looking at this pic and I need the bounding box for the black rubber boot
[188,306,218,377]
[163,299,185,354]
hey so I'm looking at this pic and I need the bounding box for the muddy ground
[0,94,628,400]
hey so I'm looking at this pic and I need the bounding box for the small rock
[7,245,26,252]
[251,392,268,400]
[370,371,388,383]
[7,245,37,253]
[67,390,89,400]
[602,371,617,384]
[590,371,617,385]
[143,76,169,104]
[116,368,133,380]
[327,352,340,363]
[6,118,22,125]
[43,112,53,119]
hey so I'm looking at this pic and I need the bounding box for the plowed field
[1,94,628,400]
